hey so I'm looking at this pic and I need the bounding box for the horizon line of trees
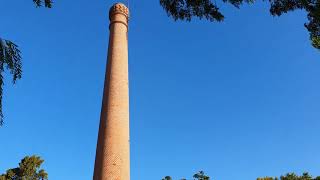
[1,155,319,180]
[163,171,320,180]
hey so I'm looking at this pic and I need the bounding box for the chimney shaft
[93,3,130,180]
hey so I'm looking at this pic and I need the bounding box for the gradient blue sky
[1,0,319,179]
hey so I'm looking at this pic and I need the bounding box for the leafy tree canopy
[163,171,320,180]
[163,171,210,180]
[160,0,320,49]
[193,171,210,180]
[0,155,48,180]
[163,176,173,180]
[257,172,320,180]
[33,0,53,8]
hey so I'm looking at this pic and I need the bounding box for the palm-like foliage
[0,39,22,126]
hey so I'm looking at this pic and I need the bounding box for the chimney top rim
[109,2,129,20]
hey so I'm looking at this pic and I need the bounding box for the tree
[162,176,173,180]
[0,155,48,180]
[33,0,53,8]
[0,40,22,126]
[257,172,320,180]
[163,171,210,180]
[0,0,52,126]
[193,171,210,180]
[160,0,320,49]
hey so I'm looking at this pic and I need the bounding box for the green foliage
[160,0,224,22]
[0,39,22,126]
[257,172,320,180]
[33,0,53,8]
[269,0,320,50]
[163,171,320,180]
[163,171,210,180]
[193,171,210,180]
[160,0,320,50]
[162,176,173,180]
[0,155,48,180]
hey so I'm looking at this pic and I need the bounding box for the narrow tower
[94,3,130,180]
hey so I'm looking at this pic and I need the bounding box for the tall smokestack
[93,3,130,180]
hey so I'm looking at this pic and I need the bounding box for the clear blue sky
[1,0,319,179]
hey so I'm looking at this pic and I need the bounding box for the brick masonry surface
[93,3,130,180]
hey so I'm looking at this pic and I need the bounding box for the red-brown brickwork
[93,3,130,180]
